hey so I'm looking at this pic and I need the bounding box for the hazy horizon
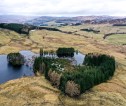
[0,0,126,16]
[0,15,126,18]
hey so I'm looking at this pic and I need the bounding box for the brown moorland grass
[0,26,126,106]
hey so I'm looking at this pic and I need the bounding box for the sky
[0,0,126,16]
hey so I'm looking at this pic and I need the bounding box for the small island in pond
[7,53,24,66]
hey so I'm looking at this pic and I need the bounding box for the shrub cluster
[33,57,62,76]
[33,57,62,87]
[48,70,61,87]
[33,57,46,75]
[7,53,24,66]
[56,48,74,57]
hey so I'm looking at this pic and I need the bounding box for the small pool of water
[0,50,85,84]
[73,52,85,65]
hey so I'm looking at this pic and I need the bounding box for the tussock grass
[0,26,126,106]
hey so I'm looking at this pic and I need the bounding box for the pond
[72,52,85,65]
[0,50,85,84]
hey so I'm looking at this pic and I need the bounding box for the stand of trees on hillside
[0,23,36,34]
[59,53,115,96]
[0,23,62,34]
[33,48,116,97]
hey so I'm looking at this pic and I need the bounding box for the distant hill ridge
[26,16,126,25]
[1,15,126,25]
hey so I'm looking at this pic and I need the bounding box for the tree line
[81,28,100,34]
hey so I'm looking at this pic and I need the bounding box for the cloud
[0,0,126,16]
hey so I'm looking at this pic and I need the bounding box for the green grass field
[105,34,126,45]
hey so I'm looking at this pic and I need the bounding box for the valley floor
[0,26,126,106]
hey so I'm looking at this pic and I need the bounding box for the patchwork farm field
[0,24,126,106]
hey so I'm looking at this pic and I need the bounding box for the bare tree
[65,81,80,97]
